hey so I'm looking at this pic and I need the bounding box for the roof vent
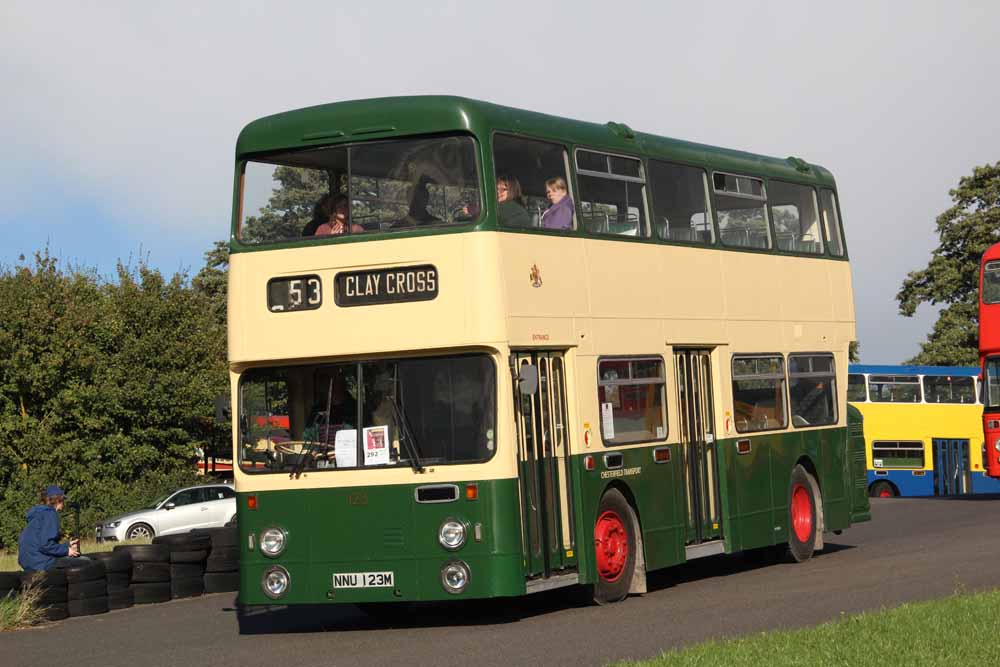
[606,121,635,140]
[786,156,812,173]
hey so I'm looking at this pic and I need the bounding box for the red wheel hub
[879,489,891,498]
[791,483,813,543]
[594,510,629,582]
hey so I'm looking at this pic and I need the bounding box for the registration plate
[332,571,395,588]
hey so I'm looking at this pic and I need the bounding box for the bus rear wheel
[592,488,637,604]
[787,465,819,563]
[869,480,895,498]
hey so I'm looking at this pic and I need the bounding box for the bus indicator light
[465,483,479,501]
[584,455,595,471]
[248,495,258,510]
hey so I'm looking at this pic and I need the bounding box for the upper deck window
[922,375,976,404]
[847,373,867,402]
[649,161,714,244]
[819,190,846,257]
[869,375,921,403]
[983,261,1000,305]
[576,150,647,237]
[492,134,574,230]
[713,173,771,250]
[769,181,824,255]
[239,134,480,245]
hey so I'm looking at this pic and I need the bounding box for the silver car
[96,483,237,541]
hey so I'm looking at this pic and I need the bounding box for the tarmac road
[5,497,1000,667]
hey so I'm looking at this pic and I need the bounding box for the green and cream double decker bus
[228,96,870,607]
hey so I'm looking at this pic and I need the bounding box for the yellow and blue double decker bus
[848,364,1000,497]
[227,96,870,608]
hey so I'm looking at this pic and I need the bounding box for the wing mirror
[164,502,176,511]
[518,364,538,395]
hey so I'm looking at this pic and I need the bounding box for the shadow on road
[231,543,855,634]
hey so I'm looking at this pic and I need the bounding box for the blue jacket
[18,505,68,571]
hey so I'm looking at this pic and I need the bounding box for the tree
[897,162,1000,365]
[241,166,329,243]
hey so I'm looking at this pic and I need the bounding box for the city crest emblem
[529,264,543,288]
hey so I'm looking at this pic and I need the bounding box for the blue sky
[2,1,998,361]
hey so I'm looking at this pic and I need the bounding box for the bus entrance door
[674,350,722,546]
[512,352,576,582]
[932,438,970,496]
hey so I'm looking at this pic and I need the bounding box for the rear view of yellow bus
[227,97,870,608]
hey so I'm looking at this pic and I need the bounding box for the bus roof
[849,364,979,377]
[236,96,837,187]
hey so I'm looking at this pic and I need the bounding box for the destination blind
[335,264,438,307]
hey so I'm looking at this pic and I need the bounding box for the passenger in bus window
[406,176,442,226]
[496,175,531,227]
[540,177,574,230]
[313,194,363,236]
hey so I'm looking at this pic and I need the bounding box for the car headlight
[262,566,289,599]
[105,521,121,529]
[438,519,466,551]
[259,527,287,558]
[440,561,470,594]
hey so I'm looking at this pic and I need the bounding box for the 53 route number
[267,275,322,313]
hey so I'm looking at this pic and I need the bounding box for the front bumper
[95,524,124,543]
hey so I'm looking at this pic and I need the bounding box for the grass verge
[616,589,1000,666]
[0,582,42,631]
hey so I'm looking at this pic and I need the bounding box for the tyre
[170,549,209,563]
[106,572,131,589]
[109,587,135,610]
[114,544,169,563]
[787,464,820,563]
[132,582,170,604]
[154,533,212,550]
[87,550,133,573]
[869,480,896,498]
[203,572,240,593]
[0,572,22,589]
[68,596,109,617]
[592,488,638,605]
[170,563,205,579]
[38,586,69,604]
[22,570,67,587]
[63,562,107,584]
[206,559,239,573]
[125,522,155,540]
[170,575,205,599]
[193,526,239,548]
[131,561,170,583]
[68,578,108,600]
[42,603,69,621]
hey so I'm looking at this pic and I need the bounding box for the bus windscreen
[239,134,481,244]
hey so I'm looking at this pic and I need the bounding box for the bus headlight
[438,519,466,550]
[993,438,1000,453]
[260,527,287,558]
[262,566,290,599]
[440,561,470,594]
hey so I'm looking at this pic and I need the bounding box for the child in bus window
[314,194,363,236]
[540,177,574,230]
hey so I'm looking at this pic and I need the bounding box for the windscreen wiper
[291,378,335,479]
[387,395,424,473]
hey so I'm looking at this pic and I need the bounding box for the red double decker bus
[979,243,1000,478]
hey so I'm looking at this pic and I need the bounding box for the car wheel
[126,523,154,540]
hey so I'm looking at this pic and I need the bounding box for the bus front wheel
[787,465,819,563]
[592,488,637,604]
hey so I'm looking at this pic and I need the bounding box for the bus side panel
[814,427,850,531]
[569,445,686,584]
[719,433,775,552]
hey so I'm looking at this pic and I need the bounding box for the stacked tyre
[196,526,240,593]
[114,544,170,604]
[0,571,21,600]
[88,550,134,610]
[20,570,69,621]
[58,559,109,617]
[153,533,212,599]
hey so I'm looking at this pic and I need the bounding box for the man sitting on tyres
[18,485,81,572]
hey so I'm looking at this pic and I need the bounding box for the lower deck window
[788,354,837,427]
[238,354,496,473]
[732,355,787,432]
[872,441,925,468]
[598,358,667,444]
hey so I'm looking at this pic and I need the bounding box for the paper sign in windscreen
[334,429,358,468]
[363,425,390,466]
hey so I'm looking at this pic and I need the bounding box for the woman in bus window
[496,175,531,227]
[313,194,363,236]
[540,177,574,230]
